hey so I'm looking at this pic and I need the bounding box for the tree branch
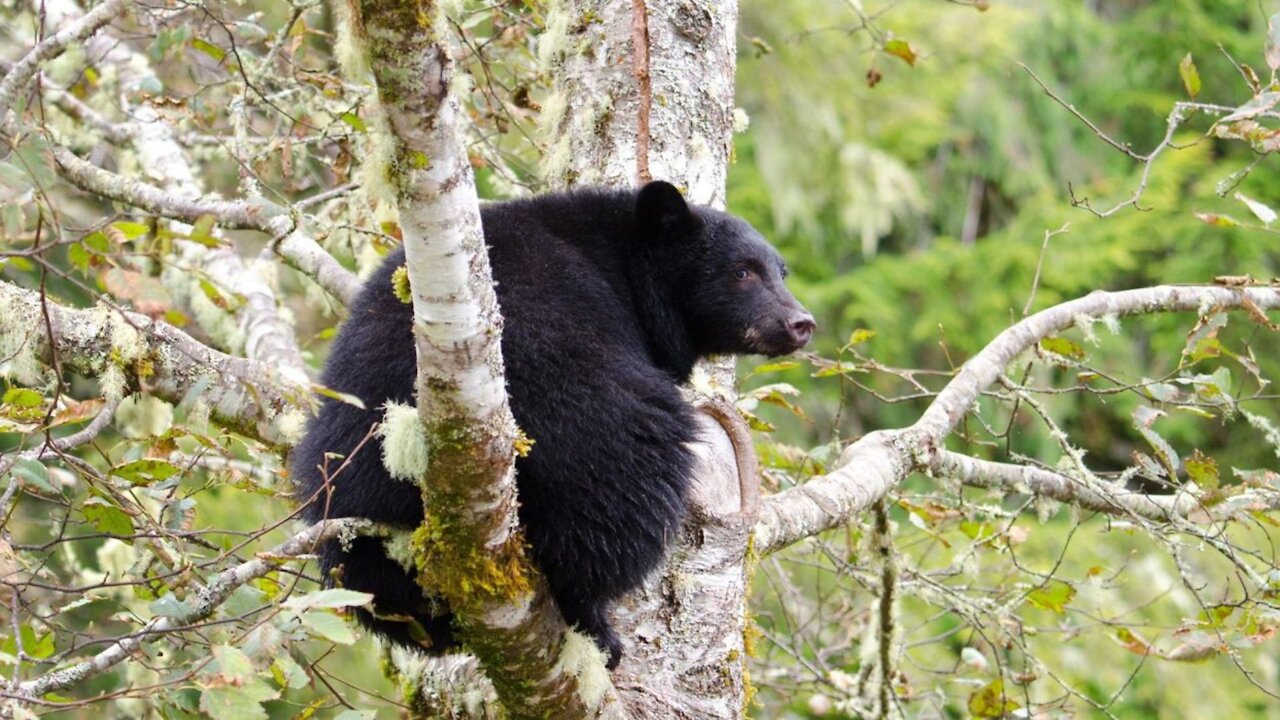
[0,0,129,124]
[10,518,372,700]
[755,284,1280,553]
[0,280,312,447]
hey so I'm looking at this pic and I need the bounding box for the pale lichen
[383,529,418,574]
[358,110,400,209]
[333,0,372,81]
[379,401,431,481]
[116,394,174,438]
[272,407,309,447]
[100,364,128,404]
[553,629,611,707]
[0,294,45,386]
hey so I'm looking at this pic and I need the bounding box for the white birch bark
[542,1,752,716]
[344,1,627,715]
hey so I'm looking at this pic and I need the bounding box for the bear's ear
[635,180,693,241]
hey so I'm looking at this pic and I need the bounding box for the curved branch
[49,145,361,307]
[755,285,1280,553]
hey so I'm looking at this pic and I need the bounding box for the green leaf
[1179,53,1201,100]
[191,38,226,62]
[3,387,43,408]
[111,221,150,240]
[222,585,267,617]
[311,384,367,410]
[0,625,56,659]
[112,459,181,485]
[283,588,374,611]
[188,214,219,247]
[750,360,800,375]
[1026,580,1076,613]
[272,655,310,690]
[199,686,273,720]
[1039,336,1085,360]
[884,39,917,66]
[968,679,1020,718]
[339,112,367,133]
[299,610,357,644]
[1185,450,1220,489]
[12,459,55,494]
[209,644,256,681]
[846,328,876,346]
[82,498,135,536]
[150,593,193,619]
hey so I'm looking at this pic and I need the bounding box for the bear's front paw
[574,606,623,670]
[592,624,623,670]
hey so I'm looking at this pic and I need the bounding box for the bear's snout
[786,311,816,348]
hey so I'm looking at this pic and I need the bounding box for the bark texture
[347,0,626,715]
[543,1,753,716]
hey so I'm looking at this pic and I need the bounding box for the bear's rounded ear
[635,180,693,241]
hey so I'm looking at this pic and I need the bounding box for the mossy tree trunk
[341,0,626,716]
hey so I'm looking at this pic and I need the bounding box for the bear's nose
[787,312,816,347]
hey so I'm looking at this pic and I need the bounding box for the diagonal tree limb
[10,518,373,700]
[755,285,1280,554]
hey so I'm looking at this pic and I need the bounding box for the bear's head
[632,181,815,375]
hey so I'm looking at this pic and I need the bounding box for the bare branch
[11,518,372,700]
[755,284,1280,553]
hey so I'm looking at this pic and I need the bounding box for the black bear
[293,181,813,668]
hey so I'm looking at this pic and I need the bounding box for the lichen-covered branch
[343,0,625,715]
[10,518,372,700]
[755,285,1280,554]
[49,144,361,308]
[32,0,359,315]
[0,280,310,447]
[0,0,128,124]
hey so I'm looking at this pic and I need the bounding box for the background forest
[737,1,1280,717]
[2,0,1278,717]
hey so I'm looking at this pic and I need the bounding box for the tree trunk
[543,1,753,716]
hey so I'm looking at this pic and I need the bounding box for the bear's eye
[734,268,751,281]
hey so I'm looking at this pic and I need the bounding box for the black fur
[292,181,812,668]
